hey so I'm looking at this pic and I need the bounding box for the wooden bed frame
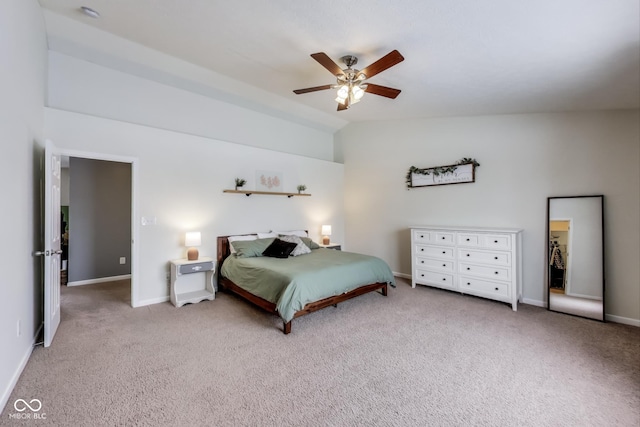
[216,234,388,334]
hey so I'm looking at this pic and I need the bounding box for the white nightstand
[319,243,341,250]
[169,257,215,307]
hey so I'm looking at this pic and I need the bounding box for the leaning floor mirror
[547,195,605,321]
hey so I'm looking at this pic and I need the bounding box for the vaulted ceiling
[38,0,640,132]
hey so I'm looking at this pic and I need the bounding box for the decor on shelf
[406,158,480,189]
[223,189,311,197]
[256,171,283,192]
[297,184,307,194]
[321,225,332,245]
[234,178,246,190]
[185,231,201,261]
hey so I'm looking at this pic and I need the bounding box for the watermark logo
[8,398,46,420]
[14,399,42,412]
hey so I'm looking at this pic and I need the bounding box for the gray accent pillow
[300,236,320,250]
[232,238,275,258]
[278,234,312,256]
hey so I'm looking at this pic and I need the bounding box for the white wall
[0,0,47,411]
[48,51,335,161]
[335,111,640,323]
[44,108,345,305]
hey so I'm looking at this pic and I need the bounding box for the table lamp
[321,225,332,245]
[185,231,201,260]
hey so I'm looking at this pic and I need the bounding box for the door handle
[34,250,48,256]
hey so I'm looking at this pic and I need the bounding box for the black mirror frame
[546,195,605,322]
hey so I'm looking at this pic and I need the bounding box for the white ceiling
[37,0,640,132]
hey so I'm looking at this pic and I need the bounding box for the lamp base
[322,236,330,245]
[187,247,199,261]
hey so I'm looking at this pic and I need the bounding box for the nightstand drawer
[178,261,214,275]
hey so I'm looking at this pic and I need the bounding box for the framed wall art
[406,158,480,189]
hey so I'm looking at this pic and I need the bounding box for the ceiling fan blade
[359,50,404,79]
[337,103,348,111]
[365,84,402,99]
[310,52,345,77]
[293,84,333,94]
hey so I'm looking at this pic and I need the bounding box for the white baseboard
[0,323,42,413]
[522,298,546,308]
[605,314,640,327]
[393,272,411,280]
[67,274,131,287]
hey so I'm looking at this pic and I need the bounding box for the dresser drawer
[458,262,511,281]
[434,232,455,245]
[178,261,214,275]
[459,275,510,298]
[415,244,454,259]
[483,234,511,250]
[458,249,511,266]
[415,257,454,272]
[457,233,482,247]
[412,230,432,243]
[414,269,455,290]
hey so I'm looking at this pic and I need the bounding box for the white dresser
[410,226,523,310]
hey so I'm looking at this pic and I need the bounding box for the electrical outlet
[119,257,126,265]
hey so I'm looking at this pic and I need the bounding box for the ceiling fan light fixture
[352,85,365,100]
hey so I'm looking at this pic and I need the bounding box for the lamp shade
[185,231,201,247]
[321,225,332,236]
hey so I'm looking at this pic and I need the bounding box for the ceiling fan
[293,50,404,111]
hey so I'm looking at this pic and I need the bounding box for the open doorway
[58,151,138,307]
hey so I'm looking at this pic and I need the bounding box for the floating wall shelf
[223,189,311,198]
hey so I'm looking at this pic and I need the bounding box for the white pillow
[278,234,311,257]
[228,235,257,253]
[273,230,308,238]
[257,232,278,239]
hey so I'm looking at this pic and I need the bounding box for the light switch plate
[141,216,157,226]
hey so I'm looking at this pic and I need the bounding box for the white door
[43,140,62,347]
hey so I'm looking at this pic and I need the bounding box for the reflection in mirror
[547,195,604,321]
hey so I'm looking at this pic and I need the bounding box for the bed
[217,233,395,334]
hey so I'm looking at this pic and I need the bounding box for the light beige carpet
[2,278,639,426]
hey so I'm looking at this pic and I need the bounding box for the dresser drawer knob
[421,274,424,277]
[421,260,424,263]
[442,264,446,267]
[420,248,424,251]
[442,278,446,281]
[495,287,499,291]
[420,235,424,238]
[466,267,471,270]
[494,256,498,260]
[441,236,445,240]
[494,271,499,275]
[466,282,471,285]
[442,251,446,254]
[466,254,470,257]
[466,238,470,241]
[494,240,498,243]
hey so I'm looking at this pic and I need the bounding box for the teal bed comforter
[221,248,395,322]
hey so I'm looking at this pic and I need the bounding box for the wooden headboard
[216,231,309,281]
